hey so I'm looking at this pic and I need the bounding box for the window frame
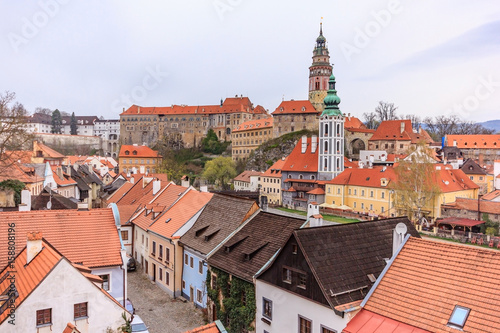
[262,297,273,320]
[448,305,471,329]
[99,274,111,291]
[74,302,88,320]
[298,315,312,333]
[36,308,52,327]
[282,267,292,284]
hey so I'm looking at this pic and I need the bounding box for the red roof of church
[272,100,319,115]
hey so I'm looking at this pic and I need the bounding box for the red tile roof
[369,120,433,144]
[4,150,33,163]
[0,159,38,184]
[115,177,167,206]
[436,217,484,227]
[483,189,500,201]
[66,155,88,165]
[446,134,500,149]
[344,157,358,168]
[363,237,500,332]
[346,128,376,134]
[343,309,430,333]
[282,137,319,173]
[271,100,319,115]
[183,322,221,333]
[441,197,500,215]
[63,322,82,333]
[106,182,135,203]
[0,238,62,325]
[234,170,263,182]
[120,97,265,116]
[262,158,287,178]
[119,145,160,158]
[50,166,77,186]
[232,117,273,132]
[307,188,325,195]
[327,166,397,188]
[36,141,66,158]
[432,166,478,193]
[148,190,213,239]
[344,116,366,129]
[0,208,123,269]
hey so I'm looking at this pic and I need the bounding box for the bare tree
[423,115,494,141]
[34,107,52,115]
[400,114,421,130]
[362,112,379,129]
[0,91,34,170]
[374,101,398,122]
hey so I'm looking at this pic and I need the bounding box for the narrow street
[127,269,205,333]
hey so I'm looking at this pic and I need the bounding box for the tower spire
[308,20,332,113]
[321,69,342,116]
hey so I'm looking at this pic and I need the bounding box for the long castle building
[119,96,267,148]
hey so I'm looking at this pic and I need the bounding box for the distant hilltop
[479,119,500,133]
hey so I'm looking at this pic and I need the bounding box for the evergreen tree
[51,109,62,134]
[70,112,77,135]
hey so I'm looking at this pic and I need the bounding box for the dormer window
[448,305,470,329]
[125,151,130,155]
[133,150,137,155]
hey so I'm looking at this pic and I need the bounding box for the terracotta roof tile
[232,117,273,132]
[369,120,433,144]
[0,239,62,325]
[262,158,287,177]
[119,145,161,158]
[271,100,318,115]
[282,137,318,173]
[63,322,82,333]
[344,157,359,168]
[441,197,500,215]
[234,170,263,182]
[183,322,221,333]
[446,134,500,149]
[327,166,397,188]
[344,116,367,129]
[148,190,213,238]
[483,189,500,201]
[0,209,122,268]
[106,182,135,203]
[0,159,38,183]
[363,237,500,332]
[343,309,430,333]
[307,188,325,195]
[36,142,66,158]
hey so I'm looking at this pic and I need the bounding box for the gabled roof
[50,166,77,186]
[272,100,319,115]
[262,158,287,178]
[0,158,38,183]
[115,177,162,206]
[433,166,479,193]
[183,320,227,333]
[180,194,258,255]
[290,218,419,308]
[34,141,66,159]
[344,157,358,168]
[369,120,433,144]
[281,137,319,173]
[119,145,161,158]
[361,237,500,332]
[234,170,263,182]
[63,322,82,333]
[106,181,134,203]
[232,117,273,132]
[31,186,78,210]
[327,166,397,188]
[0,237,62,325]
[344,116,367,129]
[208,211,305,282]
[483,189,500,201]
[460,158,487,175]
[446,134,500,149]
[147,190,213,239]
[66,155,88,165]
[307,188,325,195]
[441,197,500,215]
[0,208,122,268]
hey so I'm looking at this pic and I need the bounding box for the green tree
[393,142,441,224]
[0,179,26,205]
[70,112,77,135]
[201,129,229,154]
[202,156,236,190]
[159,156,186,184]
[51,109,62,134]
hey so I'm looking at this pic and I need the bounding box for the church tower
[308,22,332,113]
[318,71,344,181]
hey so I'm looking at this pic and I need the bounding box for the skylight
[448,305,470,329]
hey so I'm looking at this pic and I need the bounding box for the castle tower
[308,22,332,113]
[318,71,344,181]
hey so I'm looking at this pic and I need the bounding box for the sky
[1,1,500,122]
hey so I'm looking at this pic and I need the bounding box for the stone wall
[34,133,101,155]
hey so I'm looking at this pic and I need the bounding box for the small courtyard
[127,269,206,333]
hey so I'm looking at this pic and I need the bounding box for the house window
[36,308,52,327]
[370,191,374,198]
[159,268,163,281]
[159,245,163,259]
[211,274,217,289]
[292,244,298,254]
[381,192,385,199]
[283,267,292,283]
[182,280,186,289]
[74,302,88,320]
[199,261,203,274]
[152,241,156,256]
[448,305,470,329]
[321,326,337,333]
[197,289,203,303]
[361,190,365,196]
[166,271,170,285]
[263,298,272,320]
[299,316,312,333]
[141,234,144,244]
[99,274,110,291]
[166,248,170,263]
[185,254,188,265]
[298,273,307,289]
[190,257,194,268]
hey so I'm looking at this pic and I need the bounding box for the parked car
[127,256,136,271]
[125,298,135,314]
[130,314,149,333]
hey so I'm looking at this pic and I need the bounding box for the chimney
[19,189,31,211]
[137,106,141,114]
[400,122,405,134]
[311,135,318,154]
[200,186,208,193]
[130,176,135,184]
[152,180,161,195]
[301,135,307,153]
[307,202,323,227]
[27,232,43,264]
[77,203,89,211]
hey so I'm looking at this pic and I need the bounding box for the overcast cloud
[1,0,499,122]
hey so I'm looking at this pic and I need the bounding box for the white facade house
[255,279,352,333]
[95,119,120,158]
[233,171,263,191]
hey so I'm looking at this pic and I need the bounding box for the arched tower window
[336,123,340,136]
[324,158,328,170]
[337,141,340,152]
[315,82,320,90]
[324,141,328,153]
[325,124,329,135]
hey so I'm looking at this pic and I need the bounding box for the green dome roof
[321,73,342,117]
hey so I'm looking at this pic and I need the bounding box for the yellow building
[259,157,287,206]
[325,165,479,221]
[119,144,162,174]
[232,117,273,161]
